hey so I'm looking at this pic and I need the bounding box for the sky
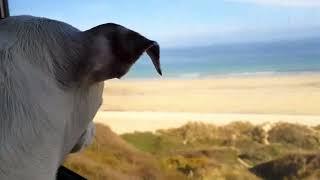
[9,0,320,48]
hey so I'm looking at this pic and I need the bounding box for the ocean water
[126,39,320,79]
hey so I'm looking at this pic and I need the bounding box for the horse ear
[84,23,161,82]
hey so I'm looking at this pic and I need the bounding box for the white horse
[0,15,161,180]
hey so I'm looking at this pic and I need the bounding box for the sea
[125,38,320,79]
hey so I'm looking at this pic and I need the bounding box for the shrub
[268,123,320,150]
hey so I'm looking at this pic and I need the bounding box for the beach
[94,74,320,133]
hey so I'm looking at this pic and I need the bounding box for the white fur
[0,16,102,180]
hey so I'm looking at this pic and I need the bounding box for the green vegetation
[64,124,183,179]
[64,122,320,180]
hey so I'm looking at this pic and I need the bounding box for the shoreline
[122,71,320,81]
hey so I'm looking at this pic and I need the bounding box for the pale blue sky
[9,0,320,47]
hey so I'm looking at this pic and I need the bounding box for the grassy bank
[64,122,320,179]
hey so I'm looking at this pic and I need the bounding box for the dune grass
[64,122,320,180]
[64,124,184,180]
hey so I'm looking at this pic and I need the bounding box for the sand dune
[95,74,320,133]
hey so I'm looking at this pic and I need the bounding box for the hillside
[64,122,320,179]
[64,124,183,179]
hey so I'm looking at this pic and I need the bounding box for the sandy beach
[94,74,320,133]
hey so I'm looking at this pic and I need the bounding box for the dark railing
[0,0,9,19]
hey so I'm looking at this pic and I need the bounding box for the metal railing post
[0,0,9,19]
